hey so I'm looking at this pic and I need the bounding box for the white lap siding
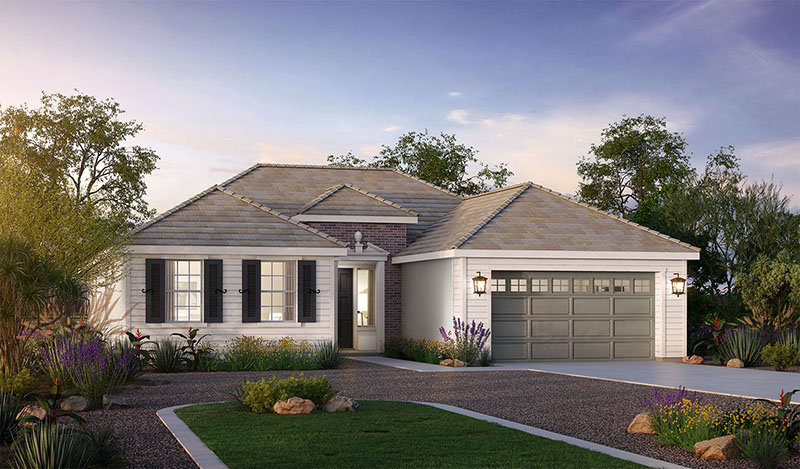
[124,253,336,345]
[462,258,688,359]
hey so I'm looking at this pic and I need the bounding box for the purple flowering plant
[40,332,133,408]
[640,385,701,414]
[439,317,491,365]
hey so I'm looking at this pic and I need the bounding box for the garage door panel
[573,342,611,359]
[614,319,651,337]
[494,320,528,338]
[614,342,652,359]
[573,298,610,315]
[573,320,610,337]
[614,298,651,315]
[493,297,526,315]
[532,320,569,337]
[493,342,528,360]
[531,298,569,315]
[532,343,569,359]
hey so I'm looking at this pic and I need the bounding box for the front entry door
[337,268,354,348]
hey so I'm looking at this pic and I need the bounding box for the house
[116,163,699,361]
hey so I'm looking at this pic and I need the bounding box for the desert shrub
[0,389,21,444]
[439,317,491,364]
[718,327,766,367]
[151,339,183,373]
[760,343,800,371]
[222,336,317,371]
[0,368,37,396]
[237,373,336,413]
[478,347,492,367]
[11,424,93,469]
[313,341,343,369]
[196,343,220,372]
[773,328,799,347]
[737,424,790,469]
[85,424,125,467]
[40,333,133,408]
[383,338,404,359]
[382,338,443,364]
[650,398,725,451]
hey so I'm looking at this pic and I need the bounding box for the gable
[299,185,416,218]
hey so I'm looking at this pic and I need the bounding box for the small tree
[0,236,85,376]
[738,251,800,330]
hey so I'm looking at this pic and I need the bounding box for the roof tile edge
[452,183,531,249]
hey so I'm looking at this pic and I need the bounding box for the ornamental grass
[222,336,316,371]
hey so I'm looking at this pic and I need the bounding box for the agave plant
[717,327,767,367]
[151,338,183,373]
[11,423,93,469]
[0,388,21,443]
[313,341,343,369]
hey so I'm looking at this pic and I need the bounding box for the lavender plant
[640,385,702,414]
[40,333,133,408]
[439,317,491,365]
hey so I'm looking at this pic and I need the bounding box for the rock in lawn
[273,397,315,415]
[626,413,654,434]
[16,404,46,424]
[726,358,744,368]
[439,359,454,366]
[102,394,127,410]
[694,435,739,460]
[324,395,359,413]
[452,359,467,367]
[682,355,703,365]
[60,395,90,412]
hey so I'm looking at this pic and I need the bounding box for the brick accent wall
[306,222,406,339]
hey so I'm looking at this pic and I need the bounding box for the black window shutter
[241,260,260,323]
[145,259,166,323]
[298,260,317,323]
[204,259,224,323]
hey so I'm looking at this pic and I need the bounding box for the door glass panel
[357,269,374,326]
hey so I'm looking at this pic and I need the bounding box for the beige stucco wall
[400,258,453,341]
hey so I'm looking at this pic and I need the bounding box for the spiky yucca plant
[718,327,767,367]
[11,424,92,469]
[313,341,343,369]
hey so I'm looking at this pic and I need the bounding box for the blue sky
[1,0,798,212]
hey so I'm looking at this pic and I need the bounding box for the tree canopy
[577,115,692,217]
[328,130,512,196]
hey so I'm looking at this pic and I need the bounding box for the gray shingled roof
[131,187,345,248]
[298,184,418,217]
[399,182,699,256]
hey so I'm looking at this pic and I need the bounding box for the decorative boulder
[439,359,454,366]
[324,395,359,413]
[626,413,655,434]
[694,435,739,461]
[60,395,90,412]
[16,404,46,424]
[102,394,127,410]
[726,358,744,368]
[452,359,467,367]
[682,355,704,365]
[273,397,315,415]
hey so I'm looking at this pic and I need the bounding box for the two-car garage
[491,271,655,361]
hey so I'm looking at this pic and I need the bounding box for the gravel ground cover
[82,359,798,469]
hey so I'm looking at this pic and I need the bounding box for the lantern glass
[472,272,487,296]
[670,274,686,296]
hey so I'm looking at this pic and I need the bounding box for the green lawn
[175,401,644,469]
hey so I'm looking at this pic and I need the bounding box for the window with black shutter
[145,259,166,323]
[204,259,224,323]
[241,260,260,323]
[297,260,317,323]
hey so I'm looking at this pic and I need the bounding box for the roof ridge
[297,184,346,213]
[524,182,701,252]
[218,163,263,187]
[452,183,531,249]
[130,184,220,235]
[462,182,530,199]
[387,168,462,198]
[215,187,347,247]
[341,183,419,215]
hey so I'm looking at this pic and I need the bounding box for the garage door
[491,272,654,361]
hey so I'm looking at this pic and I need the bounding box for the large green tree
[328,130,512,196]
[0,91,159,229]
[577,115,692,217]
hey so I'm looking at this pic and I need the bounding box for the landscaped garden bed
[176,400,644,468]
[384,317,493,367]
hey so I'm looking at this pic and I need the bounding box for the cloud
[448,91,461,97]
[446,109,470,124]
[739,138,800,208]
[360,145,381,155]
[382,125,399,132]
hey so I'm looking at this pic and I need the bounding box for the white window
[357,268,374,326]
[594,279,610,293]
[261,261,296,321]
[634,279,651,293]
[574,279,590,293]
[490,278,506,292]
[614,279,630,293]
[166,260,202,322]
[509,278,527,292]
[531,278,548,292]
[552,279,570,293]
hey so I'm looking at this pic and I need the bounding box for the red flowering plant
[171,328,211,371]
[124,328,154,379]
[756,389,800,441]
[690,316,728,363]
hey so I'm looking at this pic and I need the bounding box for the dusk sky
[1,0,798,213]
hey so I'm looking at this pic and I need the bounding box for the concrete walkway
[350,356,799,402]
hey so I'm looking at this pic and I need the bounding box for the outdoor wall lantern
[670,273,686,296]
[472,272,487,296]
